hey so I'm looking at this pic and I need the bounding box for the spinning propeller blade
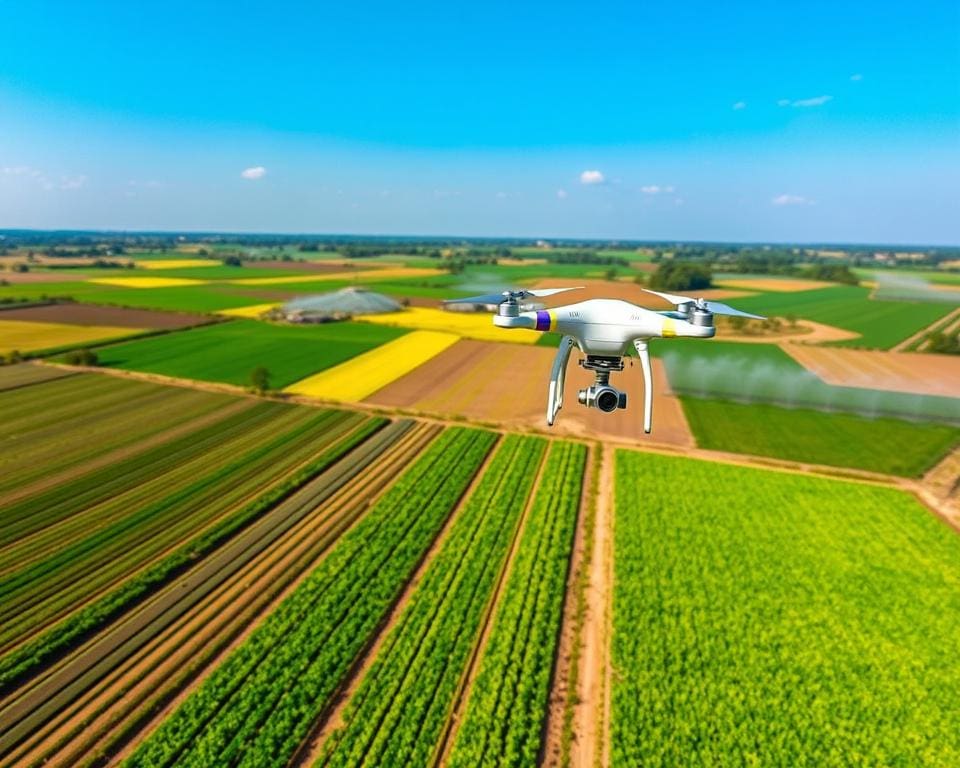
[642,288,766,320]
[443,286,583,305]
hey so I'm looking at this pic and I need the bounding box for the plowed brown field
[365,339,694,446]
[0,303,210,329]
[783,345,960,398]
[531,278,753,305]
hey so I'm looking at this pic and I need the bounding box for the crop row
[0,411,383,694]
[0,362,74,392]
[125,426,497,768]
[448,440,586,768]
[612,449,960,766]
[0,404,361,650]
[318,434,547,767]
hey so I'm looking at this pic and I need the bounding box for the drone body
[445,287,764,434]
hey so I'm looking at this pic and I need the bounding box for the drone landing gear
[547,335,576,425]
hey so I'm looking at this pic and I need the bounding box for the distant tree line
[649,261,713,291]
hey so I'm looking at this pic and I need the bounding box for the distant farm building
[276,287,402,323]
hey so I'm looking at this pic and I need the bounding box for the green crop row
[125,427,496,768]
[318,434,547,767]
[0,375,234,497]
[448,441,586,768]
[0,414,385,695]
[612,449,960,766]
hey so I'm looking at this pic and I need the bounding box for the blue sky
[1,1,958,243]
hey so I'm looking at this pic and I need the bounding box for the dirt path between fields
[291,433,503,766]
[541,443,597,765]
[570,444,613,768]
[891,307,960,352]
[432,441,552,766]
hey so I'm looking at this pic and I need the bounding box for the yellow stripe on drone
[661,317,677,338]
[549,312,557,332]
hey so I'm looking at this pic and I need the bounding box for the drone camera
[578,385,627,413]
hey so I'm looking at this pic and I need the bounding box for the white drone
[444,286,764,433]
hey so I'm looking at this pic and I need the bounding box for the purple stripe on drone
[535,310,551,331]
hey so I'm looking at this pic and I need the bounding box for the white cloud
[640,185,661,195]
[58,175,87,190]
[2,166,86,191]
[241,166,267,180]
[732,101,746,110]
[556,189,568,199]
[772,193,811,206]
[580,169,605,185]
[664,185,675,193]
[850,73,863,82]
[779,95,833,108]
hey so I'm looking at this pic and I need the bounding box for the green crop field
[613,450,960,766]
[318,434,547,766]
[0,280,267,312]
[449,441,586,767]
[0,373,381,692]
[730,285,952,349]
[681,397,959,476]
[90,318,408,388]
[127,427,496,768]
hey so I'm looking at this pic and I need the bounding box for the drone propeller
[443,286,584,305]
[642,288,766,320]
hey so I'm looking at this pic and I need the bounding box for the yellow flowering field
[0,320,143,354]
[134,259,218,270]
[88,277,206,288]
[355,307,540,344]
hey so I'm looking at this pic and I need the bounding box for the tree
[649,261,712,292]
[224,255,243,267]
[604,268,619,281]
[64,348,98,366]
[250,366,271,393]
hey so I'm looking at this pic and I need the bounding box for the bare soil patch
[0,271,91,284]
[783,345,960,398]
[0,303,211,329]
[366,339,694,447]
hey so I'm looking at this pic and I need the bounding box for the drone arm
[633,339,653,434]
[547,335,576,426]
